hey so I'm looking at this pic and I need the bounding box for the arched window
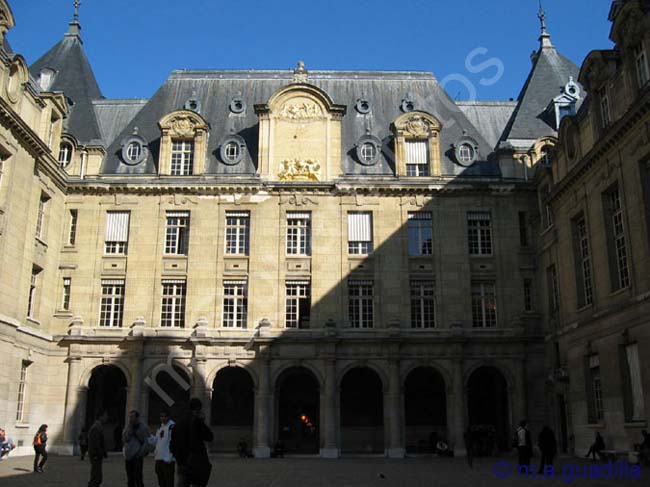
[58,142,73,168]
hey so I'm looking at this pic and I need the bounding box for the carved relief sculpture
[278,102,323,121]
[278,158,321,181]
[404,116,438,138]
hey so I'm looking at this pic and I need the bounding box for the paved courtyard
[0,454,645,486]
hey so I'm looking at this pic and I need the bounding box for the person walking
[32,424,48,473]
[79,426,89,461]
[154,409,176,487]
[122,410,149,487]
[88,413,107,487]
[537,425,557,473]
[463,427,474,468]
[515,420,532,469]
[585,431,605,460]
[170,398,214,487]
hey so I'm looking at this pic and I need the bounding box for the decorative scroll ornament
[278,158,321,181]
[404,116,436,138]
[170,116,197,137]
[279,102,323,120]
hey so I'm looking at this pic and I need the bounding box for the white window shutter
[348,213,372,242]
[105,212,130,242]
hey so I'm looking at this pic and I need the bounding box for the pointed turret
[499,4,580,149]
[29,1,103,144]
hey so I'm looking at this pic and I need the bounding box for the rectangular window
[285,281,311,328]
[348,212,373,255]
[523,278,533,312]
[16,361,29,422]
[603,186,630,291]
[471,282,497,327]
[170,140,194,176]
[161,280,186,328]
[405,140,430,176]
[587,355,604,423]
[225,211,250,255]
[634,43,649,88]
[35,193,49,239]
[410,280,435,328]
[349,280,373,328]
[99,279,124,327]
[68,210,78,246]
[408,212,433,256]
[164,211,190,255]
[0,154,6,191]
[519,211,529,247]
[104,211,130,254]
[625,343,645,421]
[572,214,594,307]
[547,264,560,316]
[286,212,311,256]
[540,185,554,229]
[599,87,611,128]
[467,211,492,255]
[62,277,71,311]
[223,280,248,328]
[27,266,40,319]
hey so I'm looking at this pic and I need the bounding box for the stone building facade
[540,0,650,455]
[1,0,645,459]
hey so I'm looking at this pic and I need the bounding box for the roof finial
[73,0,81,23]
[537,1,553,49]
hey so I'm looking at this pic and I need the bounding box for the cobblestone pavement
[0,453,645,486]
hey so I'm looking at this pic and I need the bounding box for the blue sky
[8,0,613,101]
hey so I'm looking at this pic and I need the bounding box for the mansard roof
[101,70,499,178]
[29,22,103,145]
[93,99,148,147]
[500,43,580,145]
[456,101,517,150]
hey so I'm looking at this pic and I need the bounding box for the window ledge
[224,254,249,259]
[348,254,371,260]
[577,303,594,313]
[61,245,77,253]
[54,311,73,318]
[103,253,127,258]
[163,254,188,258]
[26,317,41,327]
[586,423,605,429]
[540,225,555,236]
[608,286,630,298]
[469,254,493,258]
[35,237,48,248]
[624,421,647,428]
[14,423,30,429]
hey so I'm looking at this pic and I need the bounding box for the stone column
[321,359,339,458]
[192,358,210,422]
[128,351,144,415]
[62,356,82,451]
[253,358,271,458]
[515,359,527,423]
[451,359,466,456]
[387,359,405,458]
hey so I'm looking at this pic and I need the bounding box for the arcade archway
[404,366,447,452]
[340,367,384,453]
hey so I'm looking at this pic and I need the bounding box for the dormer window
[171,140,194,176]
[39,68,56,91]
[158,110,209,176]
[58,141,73,168]
[392,112,442,177]
[405,140,430,176]
[355,135,382,166]
[126,142,142,162]
[634,43,649,88]
[120,129,149,166]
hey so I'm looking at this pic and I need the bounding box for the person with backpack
[33,424,48,473]
[122,410,149,487]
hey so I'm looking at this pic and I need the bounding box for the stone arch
[463,360,515,392]
[271,360,324,391]
[79,360,132,389]
[401,360,452,392]
[206,361,259,391]
[143,359,195,390]
[264,83,346,117]
[336,360,389,391]
[145,362,192,425]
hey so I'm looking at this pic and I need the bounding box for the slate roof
[28,22,103,145]
[500,41,579,144]
[101,70,500,178]
[456,101,517,150]
[93,99,148,147]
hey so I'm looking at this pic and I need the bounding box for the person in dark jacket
[78,426,89,461]
[537,425,557,473]
[33,424,48,473]
[88,413,107,487]
[170,398,214,487]
[515,420,533,469]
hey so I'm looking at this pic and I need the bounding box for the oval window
[126,142,142,162]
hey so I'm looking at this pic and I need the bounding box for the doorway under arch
[275,366,320,454]
[147,364,191,426]
[404,366,447,453]
[84,364,127,452]
[340,367,384,454]
[211,367,255,453]
[467,366,510,454]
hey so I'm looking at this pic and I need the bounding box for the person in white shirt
[154,410,176,487]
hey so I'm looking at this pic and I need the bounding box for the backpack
[33,433,42,447]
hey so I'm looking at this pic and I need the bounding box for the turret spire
[537,1,553,49]
[66,0,82,40]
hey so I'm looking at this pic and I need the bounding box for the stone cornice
[549,87,650,203]
[0,97,68,191]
